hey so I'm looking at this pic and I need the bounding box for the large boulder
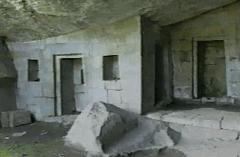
[65,102,180,156]
[65,102,138,153]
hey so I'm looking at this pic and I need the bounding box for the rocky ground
[1,121,240,157]
[1,104,240,157]
[0,122,85,157]
[147,105,240,157]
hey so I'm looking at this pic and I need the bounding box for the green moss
[0,146,15,157]
[0,139,64,157]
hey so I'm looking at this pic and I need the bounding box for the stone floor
[146,105,240,157]
[146,106,240,131]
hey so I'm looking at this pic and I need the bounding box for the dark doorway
[197,40,226,98]
[60,59,76,115]
[155,44,165,104]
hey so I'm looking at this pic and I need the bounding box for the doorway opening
[154,42,172,108]
[196,40,227,98]
[54,54,84,116]
[155,44,165,104]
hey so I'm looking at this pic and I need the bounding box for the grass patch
[0,139,64,157]
[0,146,15,157]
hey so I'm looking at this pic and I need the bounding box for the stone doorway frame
[192,36,227,99]
[54,54,83,116]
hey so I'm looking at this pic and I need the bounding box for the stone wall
[8,17,142,120]
[168,2,240,100]
[141,17,172,113]
[141,17,158,113]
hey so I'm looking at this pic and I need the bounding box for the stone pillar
[0,37,17,111]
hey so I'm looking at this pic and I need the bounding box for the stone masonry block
[1,110,32,128]
[1,112,10,128]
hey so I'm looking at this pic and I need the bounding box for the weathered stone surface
[0,38,16,79]
[174,140,240,157]
[42,115,78,126]
[170,2,240,101]
[65,102,138,153]
[1,110,32,128]
[105,117,180,155]
[169,123,239,141]
[147,108,222,130]
[1,111,10,128]
[0,0,235,41]
[86,148,187,157]
[147,107,240,132]
[65,102,180,156]
[8,17,143,120]
[128,148,186,157]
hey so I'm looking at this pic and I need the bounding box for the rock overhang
[0,0,237,41]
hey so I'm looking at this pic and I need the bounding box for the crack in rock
[219,116,224,130]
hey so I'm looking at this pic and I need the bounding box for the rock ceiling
[0,0,236,41]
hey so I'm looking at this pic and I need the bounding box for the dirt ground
[0,122,186,157]
[0,122,85,157]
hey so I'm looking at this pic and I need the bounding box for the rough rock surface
[128,148,186,157]
[0,37,16,79]
[0,0,236,41]
[42,115,78,126]
[65,102,180,156]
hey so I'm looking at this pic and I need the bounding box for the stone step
[168,123,239,142]
[146,108,240,132]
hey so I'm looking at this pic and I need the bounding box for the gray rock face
[0,0,236,41]
[65,102,181,156]
[0,38,16,79]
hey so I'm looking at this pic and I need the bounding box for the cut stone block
[1,112,10,128]
[1,110,32,128]
[65,102,180,156]
[216,97,235,105]
[201,97,216,104]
